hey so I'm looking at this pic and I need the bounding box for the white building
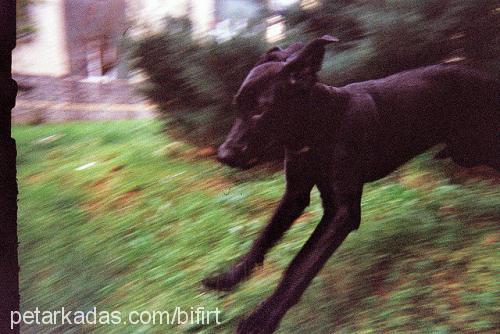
[13,0,218,78]
[13,0,312,78]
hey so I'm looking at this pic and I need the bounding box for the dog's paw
[236,306,279,334]
[202,273,237,292]
[203,262,253,291]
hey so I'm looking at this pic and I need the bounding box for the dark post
[0,0,20,333]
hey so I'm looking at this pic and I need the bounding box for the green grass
[14,120,499,333]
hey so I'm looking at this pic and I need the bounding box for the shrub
[131,19,268,146]
[17,0,36,37]
[286,0,500,85]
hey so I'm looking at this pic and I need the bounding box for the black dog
[203,35,499,334]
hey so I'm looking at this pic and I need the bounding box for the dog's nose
[217,146,237,166]
[218,143,250,167]
[217,149,230,163]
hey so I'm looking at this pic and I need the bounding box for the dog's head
[218,35,338,169]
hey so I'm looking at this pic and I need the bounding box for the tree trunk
[0,1,20,333]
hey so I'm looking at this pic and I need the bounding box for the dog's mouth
[217,152,259,169]
[217,141,278,169]
[240,157,260,169]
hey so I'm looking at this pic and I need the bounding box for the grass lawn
[14,120,499,333]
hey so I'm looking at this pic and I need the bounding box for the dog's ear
[282,35,338,80]
[256,46,284,65]
[265,46,282,55]
[282,42,305,57]
[256,42,305,65]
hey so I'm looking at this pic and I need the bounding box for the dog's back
[342,65,499,172]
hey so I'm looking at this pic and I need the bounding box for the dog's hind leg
[446,97,499,170]
[443,74,500,170]
[446,123,500,170]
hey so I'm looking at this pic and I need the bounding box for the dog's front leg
[203,153,316,292]
[203,182,313,291]
[237,194,361,334]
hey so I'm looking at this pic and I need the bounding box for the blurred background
[13,1,499,333]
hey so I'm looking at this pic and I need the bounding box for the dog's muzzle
[217,143,257,169]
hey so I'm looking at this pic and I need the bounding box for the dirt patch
[111,164,125,172]
[111,188,141,209]
[399,170,441,191]
[295,211,314,224]
[26,172,45,185]
[253,262,280,281]
[88,175,113,193]
[447,165,500,186]
[83,176,113,215]
[196,146,217,158]
[198,176,234,194]
[369,257,392,299]
[482,233,497,246]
